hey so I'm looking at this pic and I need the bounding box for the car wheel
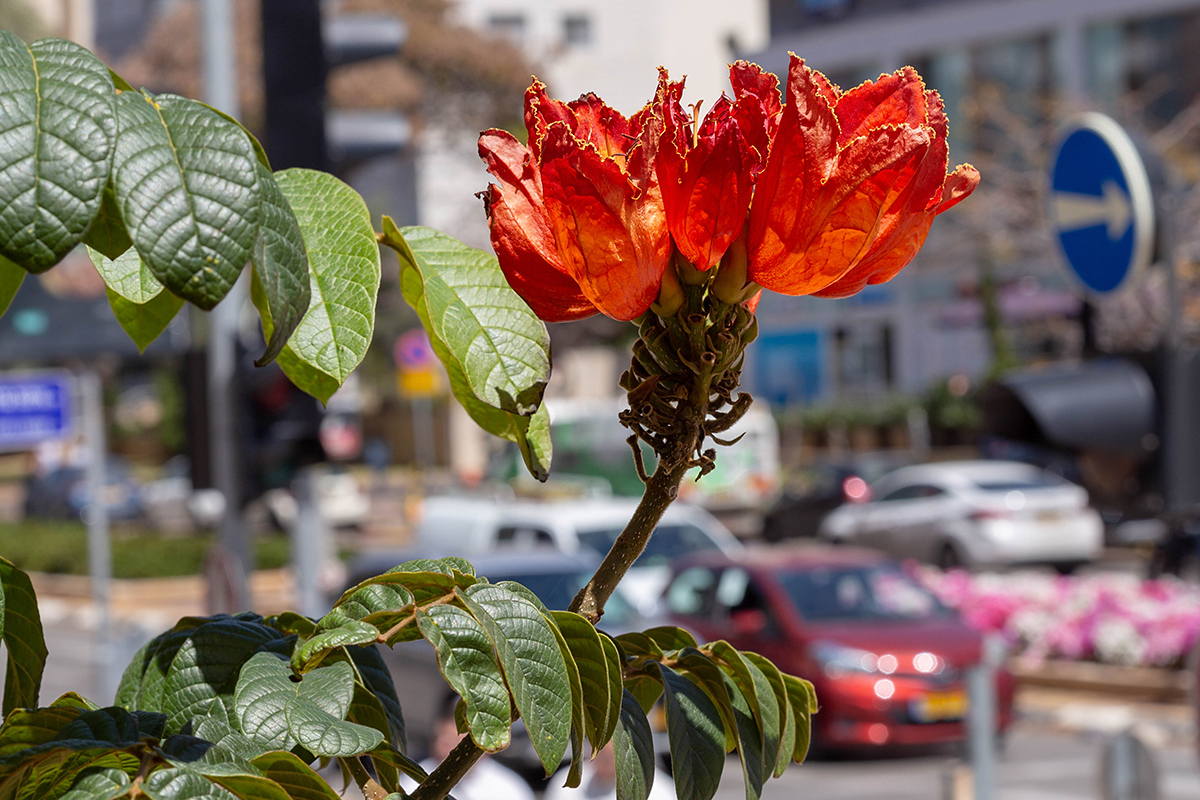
[937,541,965,571]
[1053,561,1082,576]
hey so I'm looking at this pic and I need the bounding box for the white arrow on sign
[1052,179,1131,240]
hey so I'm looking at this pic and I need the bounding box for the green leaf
[291,620,378,673]
[59,768,129,800]
[111,90,260,309]
[249,164,310,367]
[414,605,510,752]
[205,773,291,800]
[105,287,184,352]
[0,558,47,715]
[0,749,138,800]
[143,768,240,800]
[673,649,736,753]
[269,169,379,404]
[159,620,293,733]
[346,645,406,753]
[743,653,793,778]
[781,674,815,764]
[391,225,549,415]
[49,694,99,712]
[384,218,551,481]
[0,254,25,317]
[81,181,131,260]
[88,244,163,303]
[551,612,621,752]
[0,706,83,759]
[657,664,724,800]
[263,613,317,639]
[247,752,340,800]
[721,671,763,800]
[612,690,655,800]
[613,633,663,662]
[233,653,382,757]
[457,583,570,774]
[708,643,777,782]
[0,33,117,274]
[643,627,698,653]
[624,676,663,715]
[548,616,584,788]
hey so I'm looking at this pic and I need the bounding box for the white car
[412,495,743,614]
[817,460,1103,572]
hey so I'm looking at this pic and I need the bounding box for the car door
[857,483,926,556]
[709,567,791,665]
[664,565,720,640]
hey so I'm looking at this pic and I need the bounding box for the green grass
[0,520,292,579]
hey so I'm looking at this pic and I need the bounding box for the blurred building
[450,0,769,115]
[742,0,1200,408]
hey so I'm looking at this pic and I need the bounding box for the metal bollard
[1100,729,1159,800]
[966,634,1005,800]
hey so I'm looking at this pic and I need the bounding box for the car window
[974,475,1064,492]
[496,526,556,549]
[665,566,716,617]
[779,565,950,622]
[578,523,720,567]
[877,484,943,501]
[713,567,776,632]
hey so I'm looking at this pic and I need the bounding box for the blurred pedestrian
[545,743,676,800]
[399,694,534,800]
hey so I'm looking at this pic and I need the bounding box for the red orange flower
[479,81,670,322]
[479,57,977,322]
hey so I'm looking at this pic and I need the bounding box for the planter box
[1012,658,1191,703]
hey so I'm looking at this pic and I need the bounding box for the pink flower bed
[911,565,1200,668]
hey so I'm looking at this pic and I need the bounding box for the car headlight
[811,640,880,678]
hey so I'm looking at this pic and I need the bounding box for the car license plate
[1037,510,1063,522]
[911,690,967,722]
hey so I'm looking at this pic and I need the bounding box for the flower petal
[749,122,933,295]
[730,60,783,174]
[835,66,927,148]
[568,93,634,159]
[539,123,669,320]
[479,129,597,321]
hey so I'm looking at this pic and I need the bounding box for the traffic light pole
[202,0,251,612]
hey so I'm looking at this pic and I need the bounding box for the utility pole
[201,0,251,612]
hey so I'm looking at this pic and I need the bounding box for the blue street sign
[0,373,74,451]
[1048,113,1155,295]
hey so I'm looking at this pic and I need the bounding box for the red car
[663,545,1015,753]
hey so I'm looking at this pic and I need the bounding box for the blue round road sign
[1048,113,1155,295]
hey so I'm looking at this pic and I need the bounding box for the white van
[414,495,742,614]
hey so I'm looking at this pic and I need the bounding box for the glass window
[974,475,1064,492]
[563,13,592,45]
[496,526,555,548]
[780,565,950,623]
[577,523,721,568]
[487,13,526,44]
[665,566,715,616]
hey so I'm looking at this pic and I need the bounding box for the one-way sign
[1048,113,1155,295]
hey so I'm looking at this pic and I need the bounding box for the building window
[487,13,526,45]
[563,13,592,46]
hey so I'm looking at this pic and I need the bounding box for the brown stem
[410,735,486,800]
[569,456,691,623]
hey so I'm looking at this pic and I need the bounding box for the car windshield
[577,524,721,568]
[500,569,635,627]
[780,565,951,622]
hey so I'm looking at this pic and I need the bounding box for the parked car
[23,457,144,522]
[817,460,1103,572]
[412,495,742,614]
[663,546,1015,754]
[340,550,654,780]
[263,466,370,531]
[761,452,912,542]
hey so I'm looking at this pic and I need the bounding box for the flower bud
[712,233,750,304]
[675,250,710,286]
[651,257,685,317]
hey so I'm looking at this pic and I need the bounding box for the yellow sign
[397,368,443,397]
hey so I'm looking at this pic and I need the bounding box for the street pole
[80,370,114,702]
[202,0,251,612]
[967,634,1003,800]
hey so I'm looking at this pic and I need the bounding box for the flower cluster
[479,55,978,322]
[914,566,1200,668]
